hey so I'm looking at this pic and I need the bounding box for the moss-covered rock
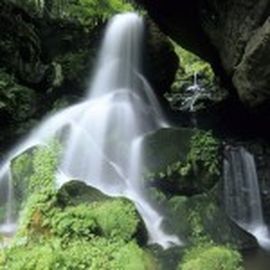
[57,180,111,206]
[164,194,257,250]
[1,237,157,270]
[179,244,243,270]
[4,140,156,269]
[142,128,221,196]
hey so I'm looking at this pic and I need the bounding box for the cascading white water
[0,13,180,248]
[223,146,270,249]
[0,165,16,236]
[182,72,209,112]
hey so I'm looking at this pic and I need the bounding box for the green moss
[5,174,151,269]
[16,182,139,244]
[55,50,90,82]
[11,140,61,203]
[1,237,155,270]
[187,208,210,244]
[51,199,139,242]
[179,244,243,270]
[93,199,139,241]
[29,141,61,192]
[145,129,220,196]
[11,151,33,203]
[187,130,220,177]
[0,70,36,122]
[66,0,134,26]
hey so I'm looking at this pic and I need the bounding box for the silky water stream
[0,13,180,249]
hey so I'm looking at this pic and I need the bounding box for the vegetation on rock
[145,130,221,196]
[1,238,155,270]
[166,43,227,111]
[1,141,156,270]
[179,244,243,270]
[10,0,134,23]
[170,43,215,93]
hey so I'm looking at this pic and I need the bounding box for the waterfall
[223,146,270,249]
[0,13,180,248]
[0,164,16,236]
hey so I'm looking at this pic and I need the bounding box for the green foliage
[5,175,150,269]
[11,151,33,203]
[28,141,61,193]
[175,45,214,80]
[145,130,220,191]
[145,160,191,184]
[167,43,222,111]
[16,189,58,238]
[11,0,135,27]
[50,204,98,242]
[170,43,215,94]
[67,0,134,26]
[0,70,36,122]
[187,130,220,177]
[187,209,210,244]
[12,140,61,203]
[1,237,155,270]
[51,199,139,242]
[92,199,139,241]
[179,244,243,270]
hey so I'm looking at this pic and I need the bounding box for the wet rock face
[232,18,270,106]
[136,0,270,107]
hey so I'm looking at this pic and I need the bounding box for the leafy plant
[48,198,139,243]
[28,140,62,193]
[12,140,61,201]
[187,130,220,176]
[1,237,155,270]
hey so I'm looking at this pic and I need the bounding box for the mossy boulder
[4,179,156,269]
[2,140,157,269]
[57,180,112,205]
[142,128,221,196]
[179,244,243,270]
[164,194,257,250]
[1,237,157,270]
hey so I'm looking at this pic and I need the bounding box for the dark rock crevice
[136,0,270,108]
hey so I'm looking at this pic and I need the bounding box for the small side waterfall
[0,164,16,236]
[223,146,270,248]
[181,72,206,112]
[0,13,180,248]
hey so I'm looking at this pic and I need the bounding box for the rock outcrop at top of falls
[136,0,270,108]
